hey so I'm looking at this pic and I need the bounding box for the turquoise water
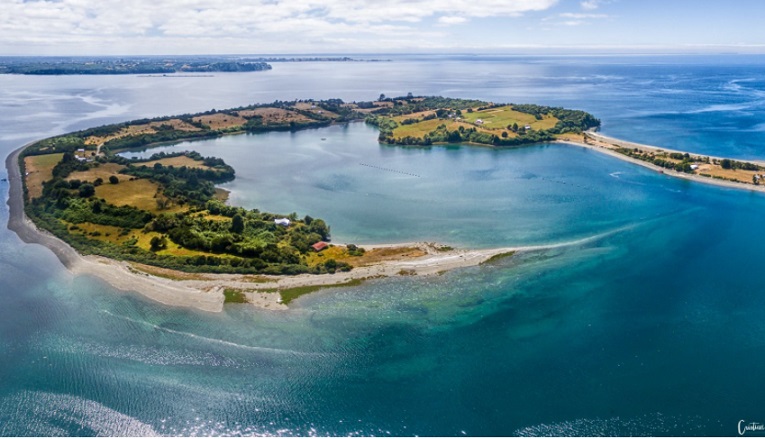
[3,55,765,435]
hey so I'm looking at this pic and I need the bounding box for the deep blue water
[2,55,765,436]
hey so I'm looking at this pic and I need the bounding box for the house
[690,164,699,170]
[274,218,291,227]
[311,241,329,252]
[524,125,532,130]
[475,119,484,125]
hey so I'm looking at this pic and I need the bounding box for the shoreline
[558,132,765,194]
[8,129,765,312]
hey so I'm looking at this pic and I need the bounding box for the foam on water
[0,391,158,436]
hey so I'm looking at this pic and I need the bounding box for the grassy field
[392,119,481,139]
[460,106,559,131]
[387,105,562,142]
[304,245,427,268]
[66,222,136,245]
[294,102,340,119]
[84,119,200,146]
[94,178,163,212]
[237,107,313,124]
[24,153,64,199]
[140,155,213,170]
[695,164,761,183]
[67,162,126,183]
[192,113,247,130]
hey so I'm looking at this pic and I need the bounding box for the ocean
[2,54,765,436]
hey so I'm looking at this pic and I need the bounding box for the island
[8,95,765,312]
[0,57,272,75]
[0,56,388,75]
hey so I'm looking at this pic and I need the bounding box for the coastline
[557,132,765,194]
[8,128,765,312]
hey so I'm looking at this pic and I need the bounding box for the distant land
[0,55,385,75]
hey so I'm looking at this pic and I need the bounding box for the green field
[459,106,559,131]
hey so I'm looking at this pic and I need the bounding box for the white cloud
[559,13,607,19]
[0,0,560,54]
[438,16,468,25]
[580,0,611,10]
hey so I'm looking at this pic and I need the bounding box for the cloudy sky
[1,0,764,55]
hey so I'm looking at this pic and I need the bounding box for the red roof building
[311,241,329,252]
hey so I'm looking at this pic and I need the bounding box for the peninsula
[9,95,764,311]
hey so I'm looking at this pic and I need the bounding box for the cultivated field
[66,162,126,183]
[191,113,247,130]
[84,119,200,146]
[94,178,164,213]
[236,107,312,123]
[460,106,559,131]
[24,153,64,199]
[139,155,213,170]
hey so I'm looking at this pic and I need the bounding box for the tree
[378,93,386,101]
[150,235,167,251]
[512,123,519,132]
[231,214,245,234]
[79,183,95,198]
[156,197,170,210]
[501,131,508,138]
[109,175,119,184]
[93,177,103,186]
[721,158,732,169]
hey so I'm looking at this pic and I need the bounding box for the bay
[2,55,765,436]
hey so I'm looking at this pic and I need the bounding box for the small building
[475,119,484,125]
[524,125,532,130]
[311,241,329,252]
[274,218,291,227]
[690,164,699,170]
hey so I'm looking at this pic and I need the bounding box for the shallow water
[2,55,765,435]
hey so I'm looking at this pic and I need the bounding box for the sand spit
[559,132,765,194]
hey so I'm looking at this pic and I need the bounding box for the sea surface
[2,54,765,436]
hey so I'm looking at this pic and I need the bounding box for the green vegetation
[613,146,762,175]
[20,95,599,277]
[364,96,600,147]
[481,251,516,265]
[280,279,365,305]
[223,288,249,304]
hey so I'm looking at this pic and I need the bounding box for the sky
[1,0,765,56]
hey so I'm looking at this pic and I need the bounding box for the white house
[274,218,291,227]
[475,119,484,125]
